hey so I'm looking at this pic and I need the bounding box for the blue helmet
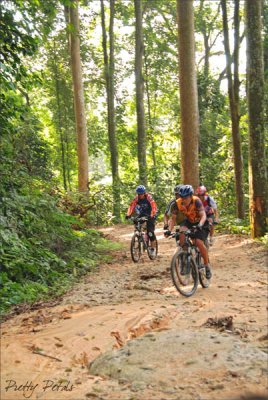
[136,185,146,194]
[179,184,194,198]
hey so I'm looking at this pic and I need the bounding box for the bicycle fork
[179,248,191,275]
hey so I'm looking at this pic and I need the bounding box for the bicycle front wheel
[130,234,141,263]
[171,250,198,297]
[196,252,210,289]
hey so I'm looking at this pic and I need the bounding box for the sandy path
[1,224,267,400]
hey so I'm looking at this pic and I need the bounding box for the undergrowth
[214,215,251,235]
[0,175,121,316]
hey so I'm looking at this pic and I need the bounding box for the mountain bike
[169,227,210,297]
[130,217,158,262]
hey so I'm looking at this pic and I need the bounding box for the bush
[215,215,250,235]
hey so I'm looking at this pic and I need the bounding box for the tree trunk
[134,0,147,185]
[221,0,245,218]
[63,98,73,191]
[56,84,67,192]
[53,42,67,191]
[68,0,89,193]
[144,52,156,171]
[246,0,268,238]
[63,5,73,191]
[100,0,121,220]
[176,0,200,189]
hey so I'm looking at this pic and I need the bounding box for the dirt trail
[1,224,267,400]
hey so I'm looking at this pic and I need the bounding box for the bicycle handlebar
[131,216,148,223]
[165,226,199,239]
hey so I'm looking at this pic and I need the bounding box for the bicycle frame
[130,216,158,262]
[171,228,199,262]
[132,217,149,249]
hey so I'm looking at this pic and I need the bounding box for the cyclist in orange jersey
[176,184,212,280]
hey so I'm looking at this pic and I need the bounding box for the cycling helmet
[136,185,146,194]
[196,185,207,195]
[179,184,194,198]
[174,184,183,195]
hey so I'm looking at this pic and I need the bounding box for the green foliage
[0,6,38,87]
[258,234,268,248]
[216,215,250,235]
[0,173,121,315]
[0,0,57,88]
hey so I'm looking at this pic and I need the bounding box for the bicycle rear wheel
[147,238,158,260]
[130,234,141,262]
[171,250,198,297]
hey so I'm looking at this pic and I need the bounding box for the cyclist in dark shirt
[163,185,184,235]
[196,185,219,245]
[125,185,158,257]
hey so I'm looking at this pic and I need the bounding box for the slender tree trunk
[64,6,71,50]
[134,0,147,185]
[56,84,67,191]
[199,1,209,85]
[221,0,244,218]
[176,0,200,189]
[100,0,121,220]
[144,53,156,170]
[64,6,74,191]
[233,1,240,107]
[68,0,89,193]
[53,42,67,191]
[64,6,73,191]
[246,0,268,238]
[203,34,210,81]
[63,99,72,191]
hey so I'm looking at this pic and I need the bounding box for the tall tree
[100,0,121,219]
[134,0,147,185]
[67,0,89,193]
[176,0,200,188]
[221,0,244,218]
[245,0,268,238]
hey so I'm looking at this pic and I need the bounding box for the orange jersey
[176,196,204,223]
